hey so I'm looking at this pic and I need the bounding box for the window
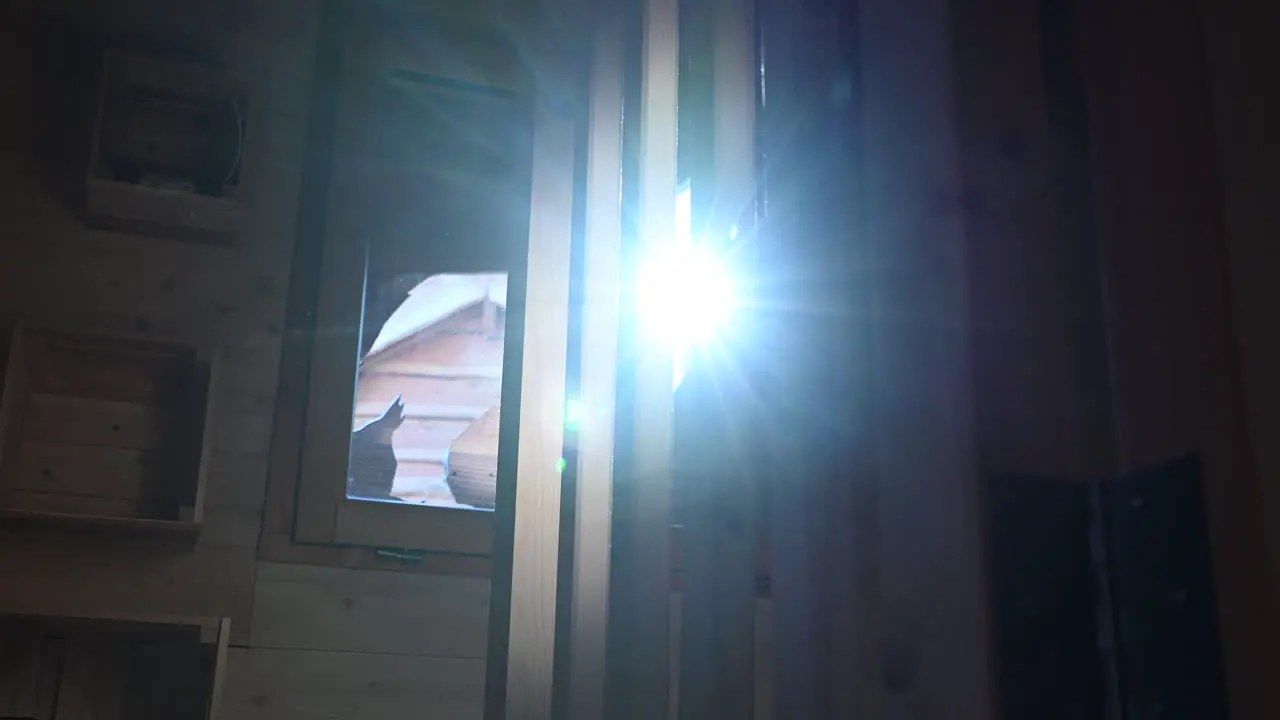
[348,271,507,511]
[290,8,570,555]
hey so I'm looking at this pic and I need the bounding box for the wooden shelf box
[86,51,247,245]
[0,610,229,720]
[0,328,217,535]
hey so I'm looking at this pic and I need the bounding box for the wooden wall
[0,0,487,716]
[1200,0,1280,612]
[0,2,773,719]
[957,0,1280,713]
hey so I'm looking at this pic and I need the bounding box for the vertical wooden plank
[564,1,624,718]
[274,0,347,545]
[860,0,994,718]
[0,329,29,487]
[753,599,775,717]
[54,635,127,720]
[1201,0,1280,606]
[483,12,579,717]
[1073,0,1277,714]
[757,1,881,718]
[605,0,679,715]
[0,628,61,720]
[676,0,758,714]
[755,0,830,715]
[187,350,221,524]
[205,619,231,720]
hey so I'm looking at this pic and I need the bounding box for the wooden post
[563,1,625,718]
[859,0,994,716]
[605,0,679,715]
[482,4,582,717]
[676,0,759,714]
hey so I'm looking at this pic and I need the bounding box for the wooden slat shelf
[86,178,245,246]
[0,327,219,536]
[0,610,231,719]
[0,508,201,538]
[85,51,248,246]
[0,609,225,644]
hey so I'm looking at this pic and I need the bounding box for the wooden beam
[755,0,880,716]
[563,1,624,718]
[605,0,679,715]
[483,20,578,720]
[676,0,759,715]
[1073,0,1278,713]
[859,0,994,716]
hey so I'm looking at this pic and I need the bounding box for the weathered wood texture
[861,0,994,717]
[0,0,311,648]
[1073,0,1278,715]
[0,329,219,530]
[954,0,1115,481]
[1199,0,1280,626]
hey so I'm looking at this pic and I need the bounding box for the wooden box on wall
[85,51,247,245]
[0,610,229,720]
[0,328,217,535]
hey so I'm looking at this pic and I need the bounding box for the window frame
[289,7,556,555]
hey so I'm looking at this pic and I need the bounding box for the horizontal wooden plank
[387,416,472,450]
[366,327,504,366]
[250,562,489,657]
[22,394,169,451]
[0,505,201,540]
[333,496,492,554]
[398,465,467,491]
[362,363,503,380]
[393,448,449,463]
[223,647,485,720]
[354,404,488,421]
[0,534,255,645]
[0,229,285,348]
[23,331,195,406]
[388,474,449,494]
[356,374,502,410]
[0,608,223,642]
[0,490,140,519]
[9,440,161,501]
[255,532,494,577]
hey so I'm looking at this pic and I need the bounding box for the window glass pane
[348,272,507,511]
[340,64,529,513]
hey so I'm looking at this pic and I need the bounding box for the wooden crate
[85,51,247,245]
[0,610,230,720]
[0,327,218,536]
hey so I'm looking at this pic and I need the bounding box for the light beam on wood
[564,0,624,717]
[676,0,759,715]
[606,0,679,716]
[483,12,579,718]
